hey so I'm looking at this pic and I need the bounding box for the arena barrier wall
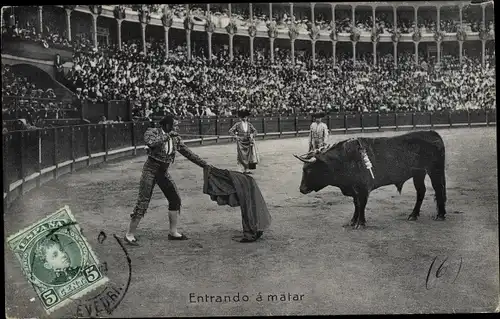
[3,109,496,209]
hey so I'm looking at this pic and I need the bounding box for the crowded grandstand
[1,2,496,131]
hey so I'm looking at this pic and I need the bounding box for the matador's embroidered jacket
[144,127,208,168]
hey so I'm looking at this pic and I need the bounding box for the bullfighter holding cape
[125,114,270,245]
[228,109,260,174]
[125,114,212,245]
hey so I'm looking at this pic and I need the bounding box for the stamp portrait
[7,206,109,314]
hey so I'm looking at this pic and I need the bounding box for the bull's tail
[435,144,447,203]
[428,131,447,216]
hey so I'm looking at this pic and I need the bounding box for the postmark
[73,232,132,317]
[7,206,109,314]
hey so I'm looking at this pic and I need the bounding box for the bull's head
[294,146,337,194]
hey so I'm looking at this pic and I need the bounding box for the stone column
[270,38,275,63]
[311,2,315,23]
[229,34,234,61]
[0,7,4,31]
[481,4,486,29]
[436,41,441,65]
[117,19,122,50]
[481,40,486,68]
[458,41,463,64]
[65,9,72,42]
[250,37,254,64]
[332,4,336,66]
[332,41,336,67]
[372,5,376,27]
[351,4,356,27]
[249,3,253,64]
[269,3,273,63]
[481,3,488,69]
[414,6,418,30]
[459,4,463,28]
[92,14,98,48]
[312,40,316,66]
[331,4,336,28]
[436,41,441,63]
[185,4,191,61]
[311,3,316,66]
[291,3,295,64]
[393,6,397,31]
[228,2,233,61]
[458,4,464,65]
[437,5,441,31]
[207,32,212,62]
[164,27,169,59]
[372,5,376,66]
[415,42,419,64]
[393,42,398,68]
[352,4,356,63]
[352,42,356,64]
[141,23,147,55]
[186,30,192,61]
[205,4,212,62]
[373,42,377,66]
[393,6,397,68]
[414,5,419,66]
[38,6,43,35]
[436,6,441,65]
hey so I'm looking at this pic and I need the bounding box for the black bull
[294,131,447,228]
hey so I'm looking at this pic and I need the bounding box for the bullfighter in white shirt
[309,112,329,152]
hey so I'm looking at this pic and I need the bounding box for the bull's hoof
[407,215,418,221]
[434,215,446,221]
[343,221,356,228]
[354,223,366,230]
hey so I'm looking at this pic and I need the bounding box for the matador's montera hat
[237,109,251,118]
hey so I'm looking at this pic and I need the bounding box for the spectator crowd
[120,3,495,34]
[60,35,495,118]
[2,4,494,51]
[2,64,79,130]
[2,6,93,50]
[2,65,57,100]
[2,4,496,123]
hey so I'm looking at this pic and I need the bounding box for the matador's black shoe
[168,234,189,241]
[239,238,254,243]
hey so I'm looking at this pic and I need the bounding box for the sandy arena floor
[4,127,499,317]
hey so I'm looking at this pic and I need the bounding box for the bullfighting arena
[4,127,499,317]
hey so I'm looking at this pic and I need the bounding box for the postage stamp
[7,206,109,314]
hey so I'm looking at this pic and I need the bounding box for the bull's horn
[293,154,317,163]
[298,150,316,158]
